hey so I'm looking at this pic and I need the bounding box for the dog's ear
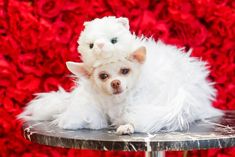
[117,17,129,30]
[128,46,146,64]
[66,62,91,78]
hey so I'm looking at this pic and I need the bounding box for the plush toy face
[67,47,146,96]
[78,16,133,66]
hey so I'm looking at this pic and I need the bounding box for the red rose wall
[0,0,235,156]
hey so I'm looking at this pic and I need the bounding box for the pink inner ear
[66,62,91,78]
[133,53,145,64]
[74,65,91,78]
[132,47,146,64]
[80,68,91,77]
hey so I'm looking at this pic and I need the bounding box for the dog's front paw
[116,124,134,135]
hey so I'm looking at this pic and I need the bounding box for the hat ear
[128,46,146,64]
[66,62,91,78]
[117,17,129,30]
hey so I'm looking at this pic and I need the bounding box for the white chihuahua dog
[19,16,222,134]
[76,16,222,132]
[19,47,146,134]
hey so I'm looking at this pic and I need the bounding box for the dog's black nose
[111,80,121,89]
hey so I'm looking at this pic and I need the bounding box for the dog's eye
[120,68,130,75]
[89,43,94,49]
[99,73,109,80]
[110,37,118,44]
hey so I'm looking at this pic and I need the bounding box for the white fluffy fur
[124,40,221,132]
[18,16,222,133]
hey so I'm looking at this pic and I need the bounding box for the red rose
[36,0,64,18]
[8,1,34,36]
[53,19,72,44]
[167,19,207,47]
[43,77,61,92]
[5,86,31,107]
[8,1,50,50]
[0,55,18,88]
[167,0,192,18]
[135,11,170,40]
[85,0,113,17]
[135,11,158,36]
[20,28,40,50]
[0,110,13,135]
[19,18,53,51]
[0,11,7,35]
[63,0,81,11]
[17,52,44,77]
[59,12,85,31]
[43,55,66,75]
[16,74,41,93]
[38,19,55,48]
[59,77,75,92]
[0,35,20,58]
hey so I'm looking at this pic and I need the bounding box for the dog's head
[67,47,146,96]
[78,16,133,66]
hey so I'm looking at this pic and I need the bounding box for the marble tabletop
[22,111,235,152]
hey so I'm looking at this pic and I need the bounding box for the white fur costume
[77,16,222,132]
[19,16,222,133]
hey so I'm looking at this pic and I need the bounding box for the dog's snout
[111,80,121,89]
